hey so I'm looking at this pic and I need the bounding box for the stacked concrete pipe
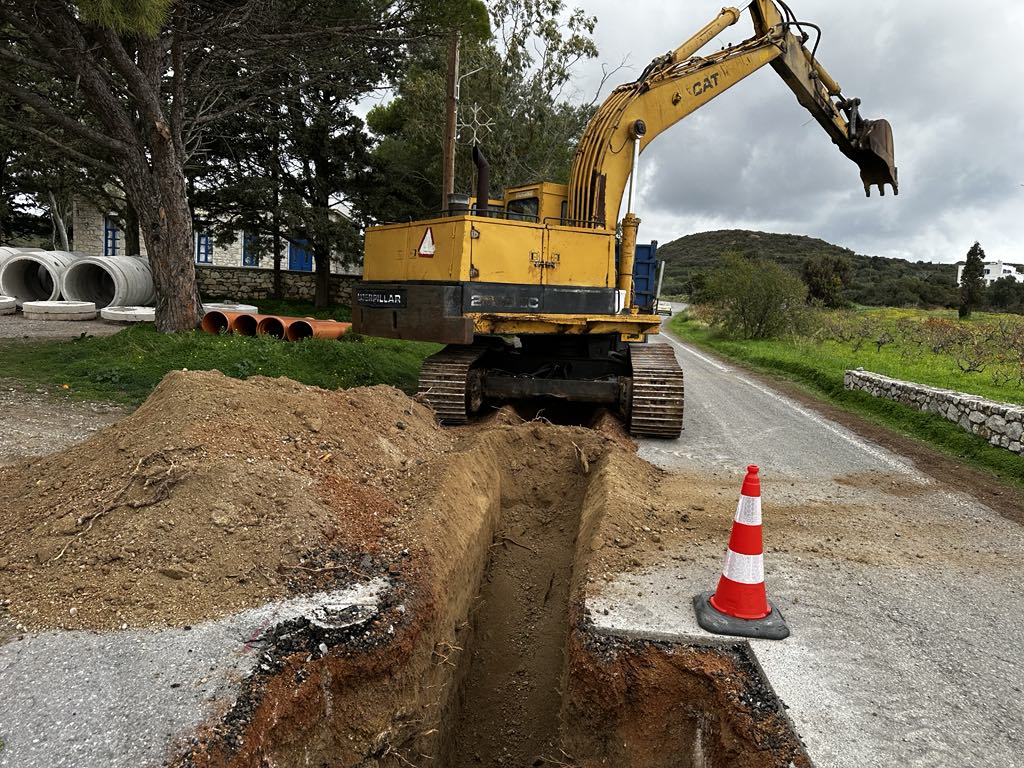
[0,250,81,306]
[61,255,155,309]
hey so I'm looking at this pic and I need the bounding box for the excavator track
[417,345,487,424]
[628,343,685,438]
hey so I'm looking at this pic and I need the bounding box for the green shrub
[703,253,808,339]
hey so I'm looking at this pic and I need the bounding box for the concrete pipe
[255,315,288,338]
[203,302,258,314]
[22,300,98,321]
[100,305,156,323]
[285,319,353,341]
[61,255,155,309]
[0,251,80,306]
[0,295,16,315]
[0,247,20,270]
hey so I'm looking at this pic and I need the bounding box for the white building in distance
[955,260,1024,286]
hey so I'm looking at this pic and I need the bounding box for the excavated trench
[181,427,809,768]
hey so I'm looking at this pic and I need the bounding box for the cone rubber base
[693,591,790,641]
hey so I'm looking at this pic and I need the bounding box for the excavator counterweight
[353,0,897,438]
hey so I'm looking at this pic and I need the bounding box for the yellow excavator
[353,0,898,438]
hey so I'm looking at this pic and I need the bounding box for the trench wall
[196,266,360,304]
[844,369,1024,455]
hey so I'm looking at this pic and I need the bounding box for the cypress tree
[959,242,986,319]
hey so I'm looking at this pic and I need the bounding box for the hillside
[656,230,959,307]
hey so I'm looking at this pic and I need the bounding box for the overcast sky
[561,0,1024,264]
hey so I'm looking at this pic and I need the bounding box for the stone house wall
[844,369,1024,455]
[71,201,109,258]
[71,198,352,273]
[196,266,361,305]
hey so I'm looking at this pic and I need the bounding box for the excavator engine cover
[854,119,898,197]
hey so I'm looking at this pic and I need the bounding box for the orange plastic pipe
[255,315,288,338]
[285,319,353,341]
[200,310,246,335]
[232,313,276,336]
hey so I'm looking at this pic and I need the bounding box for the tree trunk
[47,190,70,250]
[123,198,141,256]
[125,135,202,332]
[314,244,331,308]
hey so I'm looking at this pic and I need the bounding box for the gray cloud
[569,0,1024,263]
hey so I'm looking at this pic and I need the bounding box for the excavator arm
[566,0,898,230]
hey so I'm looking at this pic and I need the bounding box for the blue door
[288,240,313,271]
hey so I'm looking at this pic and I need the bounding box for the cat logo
[417,227,435,258]
[690,73,720,96]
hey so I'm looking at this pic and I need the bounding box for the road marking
[732,373,919,476]
[659,333,921,477]
[660,334,729,371]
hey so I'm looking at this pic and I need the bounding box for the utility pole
[442,31,460,211]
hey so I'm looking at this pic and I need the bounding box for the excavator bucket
[854,119,898,197]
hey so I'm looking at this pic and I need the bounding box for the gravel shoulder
[0,379,128,465]
[0,313,122,340]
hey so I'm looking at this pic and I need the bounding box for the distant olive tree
[703,253,808,339]
[801,253,851,308]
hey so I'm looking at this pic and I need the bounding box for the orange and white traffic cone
[693,465,789,640]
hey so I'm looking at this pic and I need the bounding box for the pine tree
[959,242,986,319]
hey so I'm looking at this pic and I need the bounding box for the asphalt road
[591,328,1024,767]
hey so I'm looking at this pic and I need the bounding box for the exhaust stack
[472,144,490,217]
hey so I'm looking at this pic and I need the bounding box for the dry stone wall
[196,266,360,305]
[844,369,1024,455]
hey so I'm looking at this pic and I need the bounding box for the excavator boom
[567,1,898,229]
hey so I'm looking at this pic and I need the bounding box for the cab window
[506,197,539,222]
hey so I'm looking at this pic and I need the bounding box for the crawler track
[417,345,486,424]
[627,343,685,438]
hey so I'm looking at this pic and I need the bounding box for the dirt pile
[0,370,448,631]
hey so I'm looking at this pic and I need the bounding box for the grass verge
[669,315,1024,488]
[0,325,439,405]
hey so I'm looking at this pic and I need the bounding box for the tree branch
[0,80,131,155]
[0,115,118,174]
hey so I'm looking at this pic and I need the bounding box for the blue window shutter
[196,232,213,264]
[242,233,259,266]
[104,217,119,256]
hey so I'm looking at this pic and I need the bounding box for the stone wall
[72,201,107,258]
[844,369,1024,455]
[196,265,360,304]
